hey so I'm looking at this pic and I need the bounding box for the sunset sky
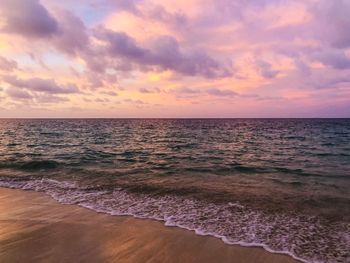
[0,0,349,118]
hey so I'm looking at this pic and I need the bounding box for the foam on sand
[0,177,348,263]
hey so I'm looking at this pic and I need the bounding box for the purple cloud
[206,88,237,97]
[145,4,187,29]
[101,91,118,96]
[294,59,311,76]
[124,98,146,105]
[6,87,33,99]
[98,30,146,59]
[5,86,69,104]
[35,94,69,103]
[3,76,79,94]
[311,0,350,48]
[312,49,350,69]
[109,0,142,14]
[0,0,58,38]
[139,87,160,93]
[176,87,201,94]
[0,56,17,72]
[310,74,350,89]
[53,10,89,56]
[255,60,279,79]
[175,87,237,97]
[94,28,232,78]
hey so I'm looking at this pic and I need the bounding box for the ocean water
[0,119,349,263]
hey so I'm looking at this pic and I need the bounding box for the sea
[0,119,349,263]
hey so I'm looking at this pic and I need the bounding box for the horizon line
[0,117,349,120]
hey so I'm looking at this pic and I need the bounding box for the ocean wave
[0,176,348,263]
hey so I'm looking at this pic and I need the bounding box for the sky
[0,0,349,118]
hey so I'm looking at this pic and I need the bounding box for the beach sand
[0,188,299,263]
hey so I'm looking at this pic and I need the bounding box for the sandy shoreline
[0,187,299,263]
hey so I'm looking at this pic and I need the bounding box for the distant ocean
[0,119,349,263]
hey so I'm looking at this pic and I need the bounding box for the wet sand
[0,188,299,263]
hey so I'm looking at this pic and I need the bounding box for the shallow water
[0,119,349,263]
